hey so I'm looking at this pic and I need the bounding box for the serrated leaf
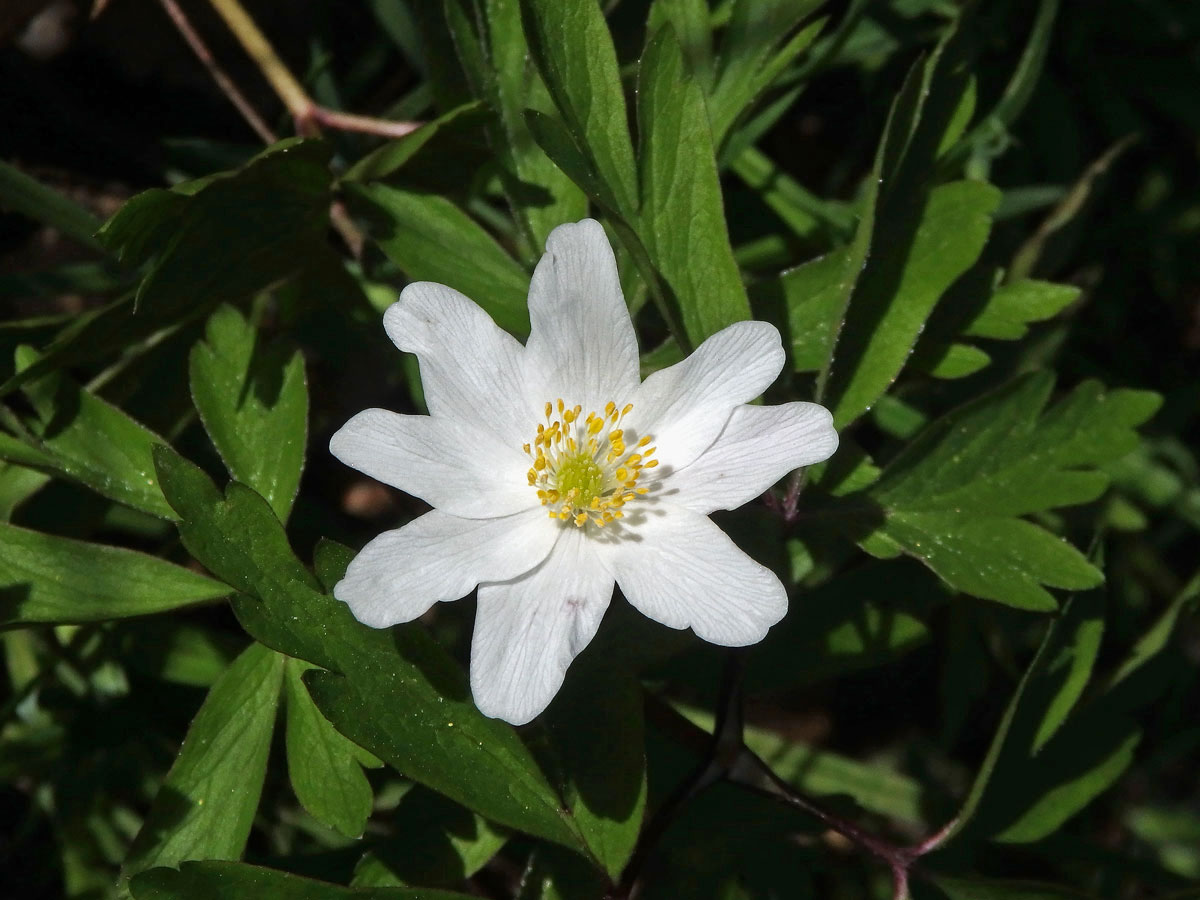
[151,448,593,859]
[638,25,752,343]
[348,182,531,335]
[189,305,308,522]
[0,522,228,625]
[284,658,374,839]
[851,374,1159,609]
[121,643,285,885]
[130,860,476,900]
[0,346,177,518]
[520,0,639,218]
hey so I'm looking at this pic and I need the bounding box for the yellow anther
[622,403,633,416]
[645,459,659,468]
[574,512,588,526]
[605,401,616,416]
[638,435,652,447]
[545,401,552,418]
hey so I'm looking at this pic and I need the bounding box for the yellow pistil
[523,398,657,527]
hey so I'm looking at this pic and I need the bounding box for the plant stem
[155,0,276,144]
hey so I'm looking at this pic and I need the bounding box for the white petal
[329,409,535,518]
[523,219,639,411]
[334,508,558,628]
[470,527,614,725]
[384,283,532,448]
[632,320,785,473]
[599,502,786,646]
[661,402,838,514]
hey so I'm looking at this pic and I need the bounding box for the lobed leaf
[121,643,285,885]
[283,658,375,839]
[850,374,1159,610]
[189,305,308,523]
[151,448,595,860]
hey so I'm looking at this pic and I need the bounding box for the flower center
[524,399,658,527]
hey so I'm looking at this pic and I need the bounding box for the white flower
[330,219,838,725]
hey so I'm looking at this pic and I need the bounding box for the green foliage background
[1,1,1197,898]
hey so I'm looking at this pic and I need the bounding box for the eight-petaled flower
[330,219,838,725]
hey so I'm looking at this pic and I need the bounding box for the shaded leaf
[130,860,475,900]
[543,661,646,879]
[351,788,508,888]
[0,158,104,252]
[121,643,285,883]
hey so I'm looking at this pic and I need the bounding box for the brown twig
[155,0,276,144]
[203,0,421,141]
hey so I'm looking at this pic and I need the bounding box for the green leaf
[348,182,531,335]
[747,560,939,691]
[962,280,1079,340]
[941,0,1060,171]
[707,0,825,148]
[932,875,1098,900]
[341,101,486,183]
[852,374,1159,609]
[1031,588,1105,752]
[826,179,1001,426]
[732,146,856,244]
[121,643,285,883]
[543,660,646,879]
[992,718,1140,843]
[98,138,333,313]
[0,460,48,521]
[189,305,308,523]
[520,0,639,218]
[0,158,104,252]
[637,25,752,343]
[351,787,508,888]
[151,448,592,858]
[647,0,714,90]
[283,658,374,839]
[674,703,926,824]
[0,523,228,626]
[1103,570,1200,690]
[0,346,177,518]
[130,860,476,900]
[444,0,588,252]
